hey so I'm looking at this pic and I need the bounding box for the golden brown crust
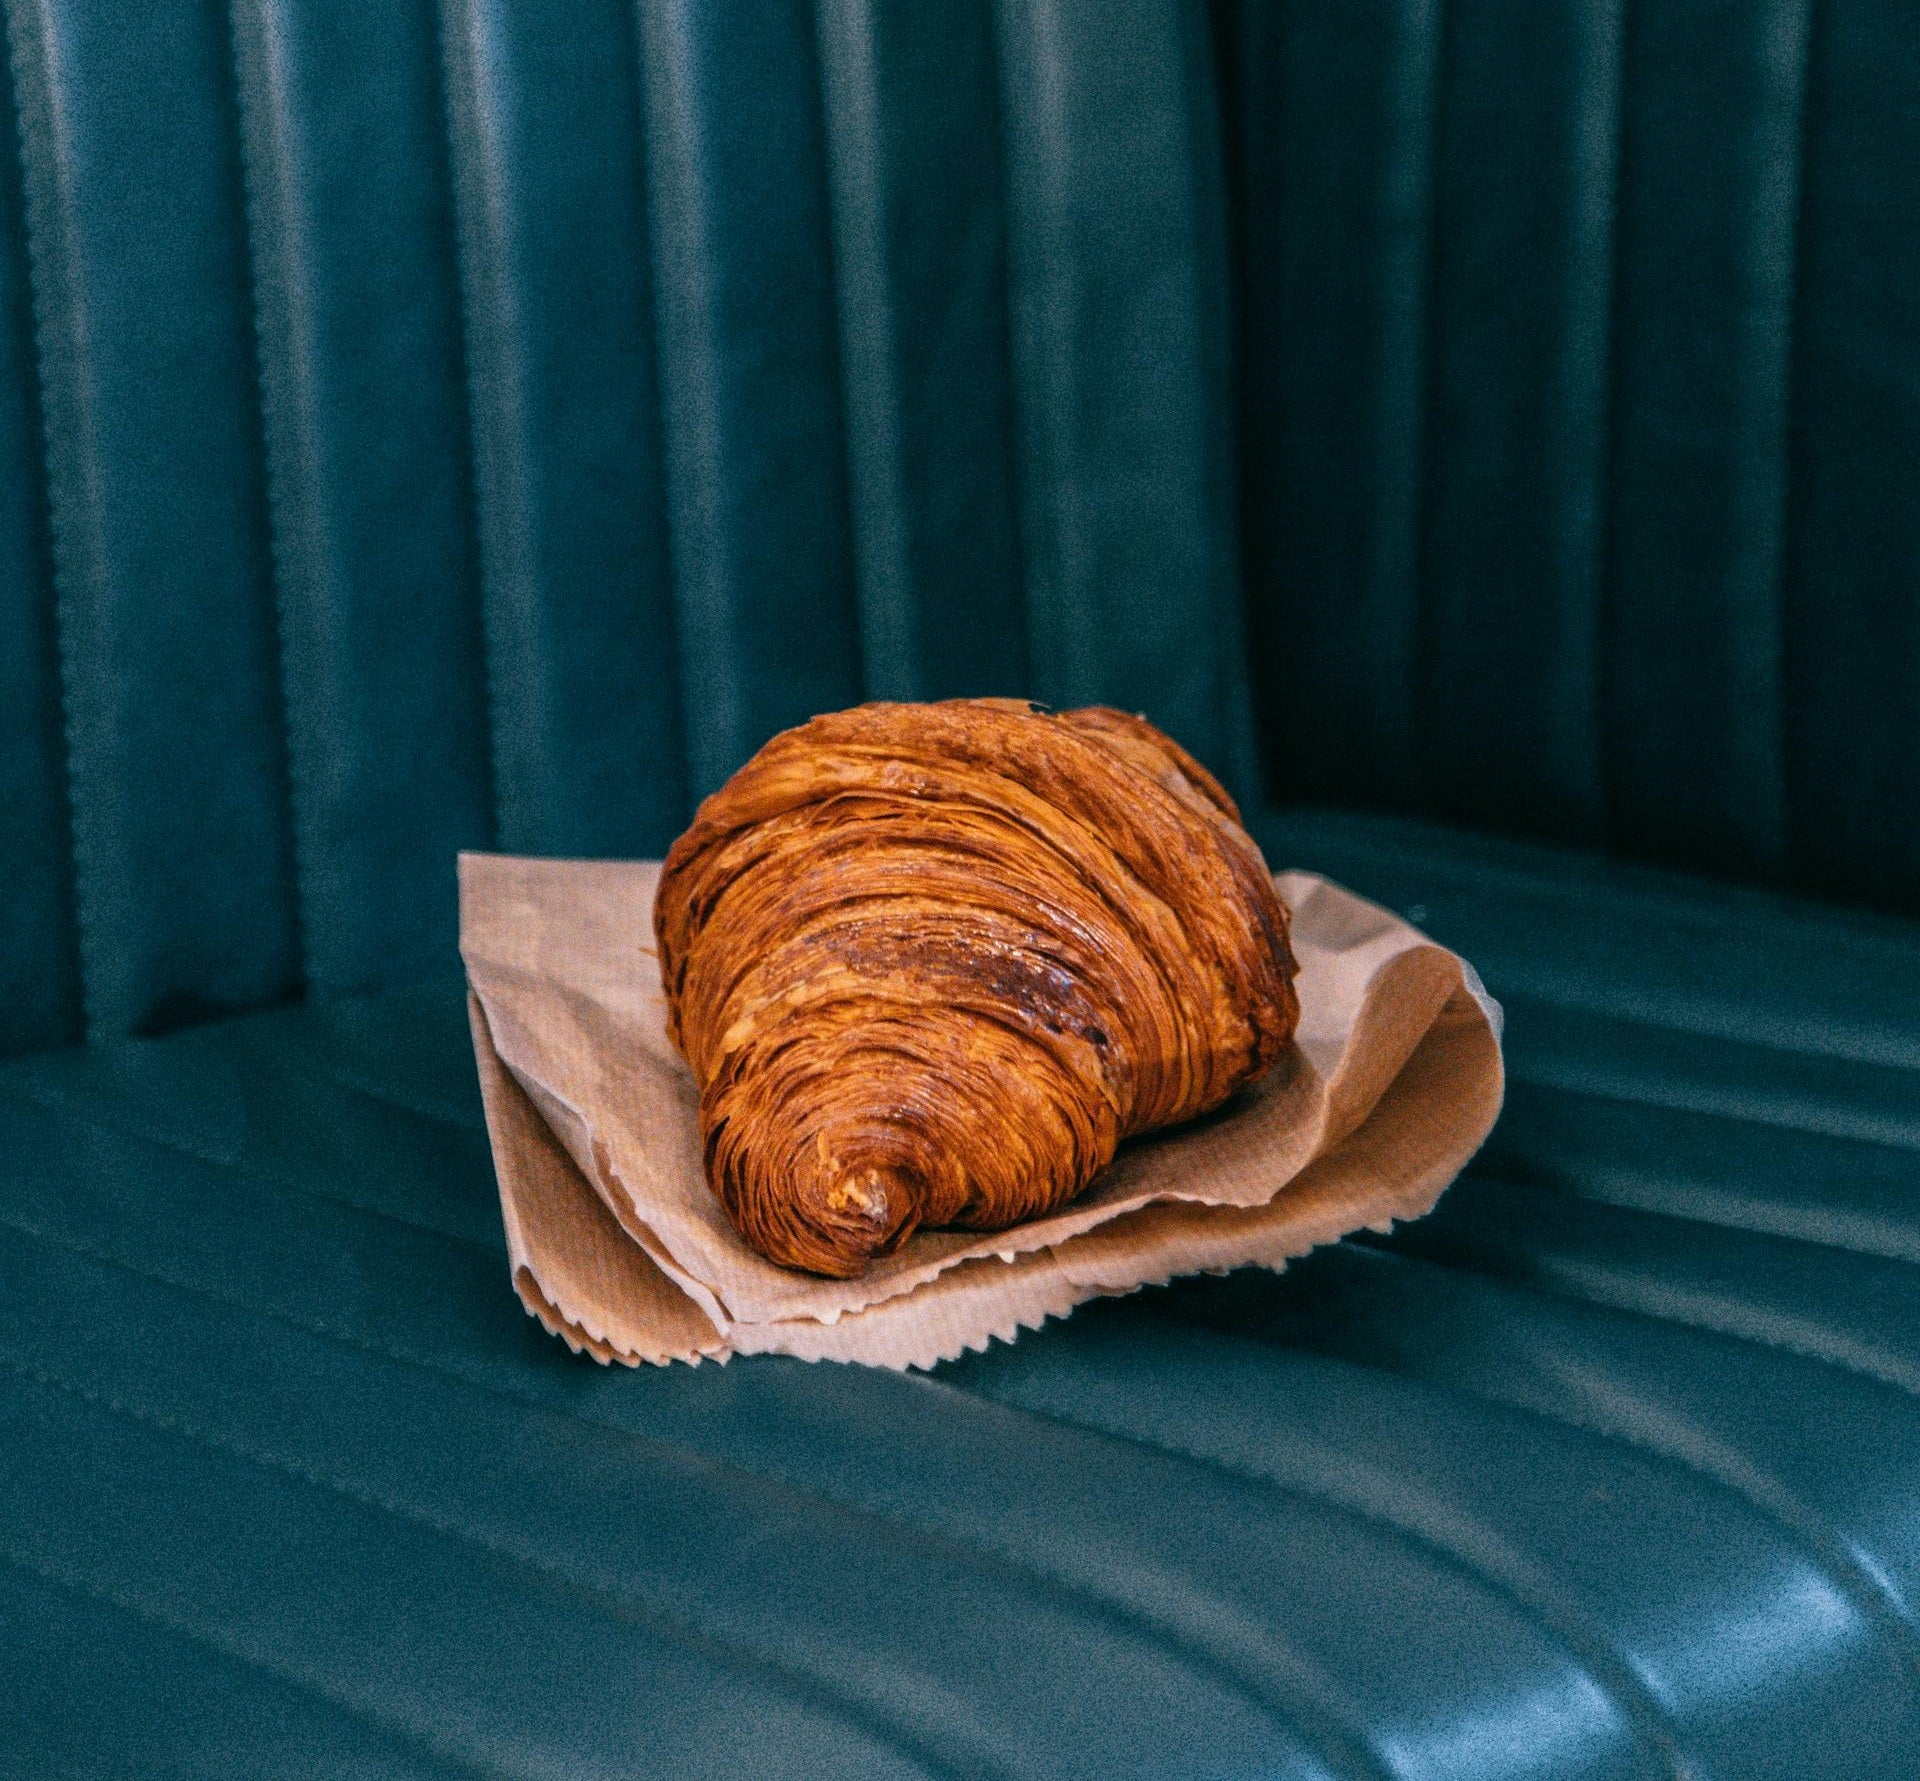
[654,699,1301,1276]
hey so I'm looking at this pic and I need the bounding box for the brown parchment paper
[460,853,1504,1370]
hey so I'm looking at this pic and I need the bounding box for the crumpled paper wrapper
[460,854,1504,1370]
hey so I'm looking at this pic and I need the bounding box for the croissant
[654,699,1301,1276]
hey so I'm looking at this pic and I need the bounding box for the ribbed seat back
[0,0,1245,1053]
[1222,0,1920,915]
[12,0,1920,1061]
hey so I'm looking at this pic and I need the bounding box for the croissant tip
[761,1162,919,1277]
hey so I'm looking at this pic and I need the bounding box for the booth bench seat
[6,808,1916,1780]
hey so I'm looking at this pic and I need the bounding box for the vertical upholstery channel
[1782,0,1920,912]
[1415,0,1625,843]
[1226,0,1920,914]
[1225,0,1441,809]
[1232,0,1635,846]
[229,0,496,997]
[1599,0,1808,881]
[438,0,687,858]
[0,0,1264,1043]
[636,0,864,800]
[996,0,1251,789]
[814,0,1028,704]
[3,0,300,1040]
[0,27,76,1055]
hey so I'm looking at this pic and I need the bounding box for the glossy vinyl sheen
[1223,0,1920,902]
[0,0,1917,1773]
[5,0,1920,1048]
[0,811,1915,1776]
[0,0,1245,1052]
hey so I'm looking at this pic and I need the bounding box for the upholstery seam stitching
[0,1544,496,1779]
[426,0,504,858]
[1407,0,1453,811]
[949,1334,1920,1690]
[1362,1232,1920,1401]
[8,1077,503,1257]
[1503,1057,1920,1154]
[0,1203,1342,1767]
[0,1349,963,1781]
[1494,984,1920,1080]
[1460,1159,1920,1274]
[0,0,103,1041]
[1390,0,1445,797]
[0,26,79,1051]
[285,1045,476,1130]
[917,1368,1696,1780]
[1584,0,1629,841]
[221,0,316,999]
[986,0,1063,707]
[1160,1269,1920,1674]
[616,0,696,832]
[1775,0,1821,883]
[812,0,915,705]
[1256,817,1920,946]
[632,2,724,805]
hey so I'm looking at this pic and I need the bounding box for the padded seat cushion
[2,810,1917,1779]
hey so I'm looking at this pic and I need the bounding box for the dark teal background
[0,0,1248,1053]
[2,3,1918,1775]
[7,0,1915,1057]
[1220,0,1920,909]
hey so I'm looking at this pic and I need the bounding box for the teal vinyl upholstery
[5,815,1920,1777]
[1,0,1917,1774]
[0,0,1245,1054]
[1224,0,1920,907]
